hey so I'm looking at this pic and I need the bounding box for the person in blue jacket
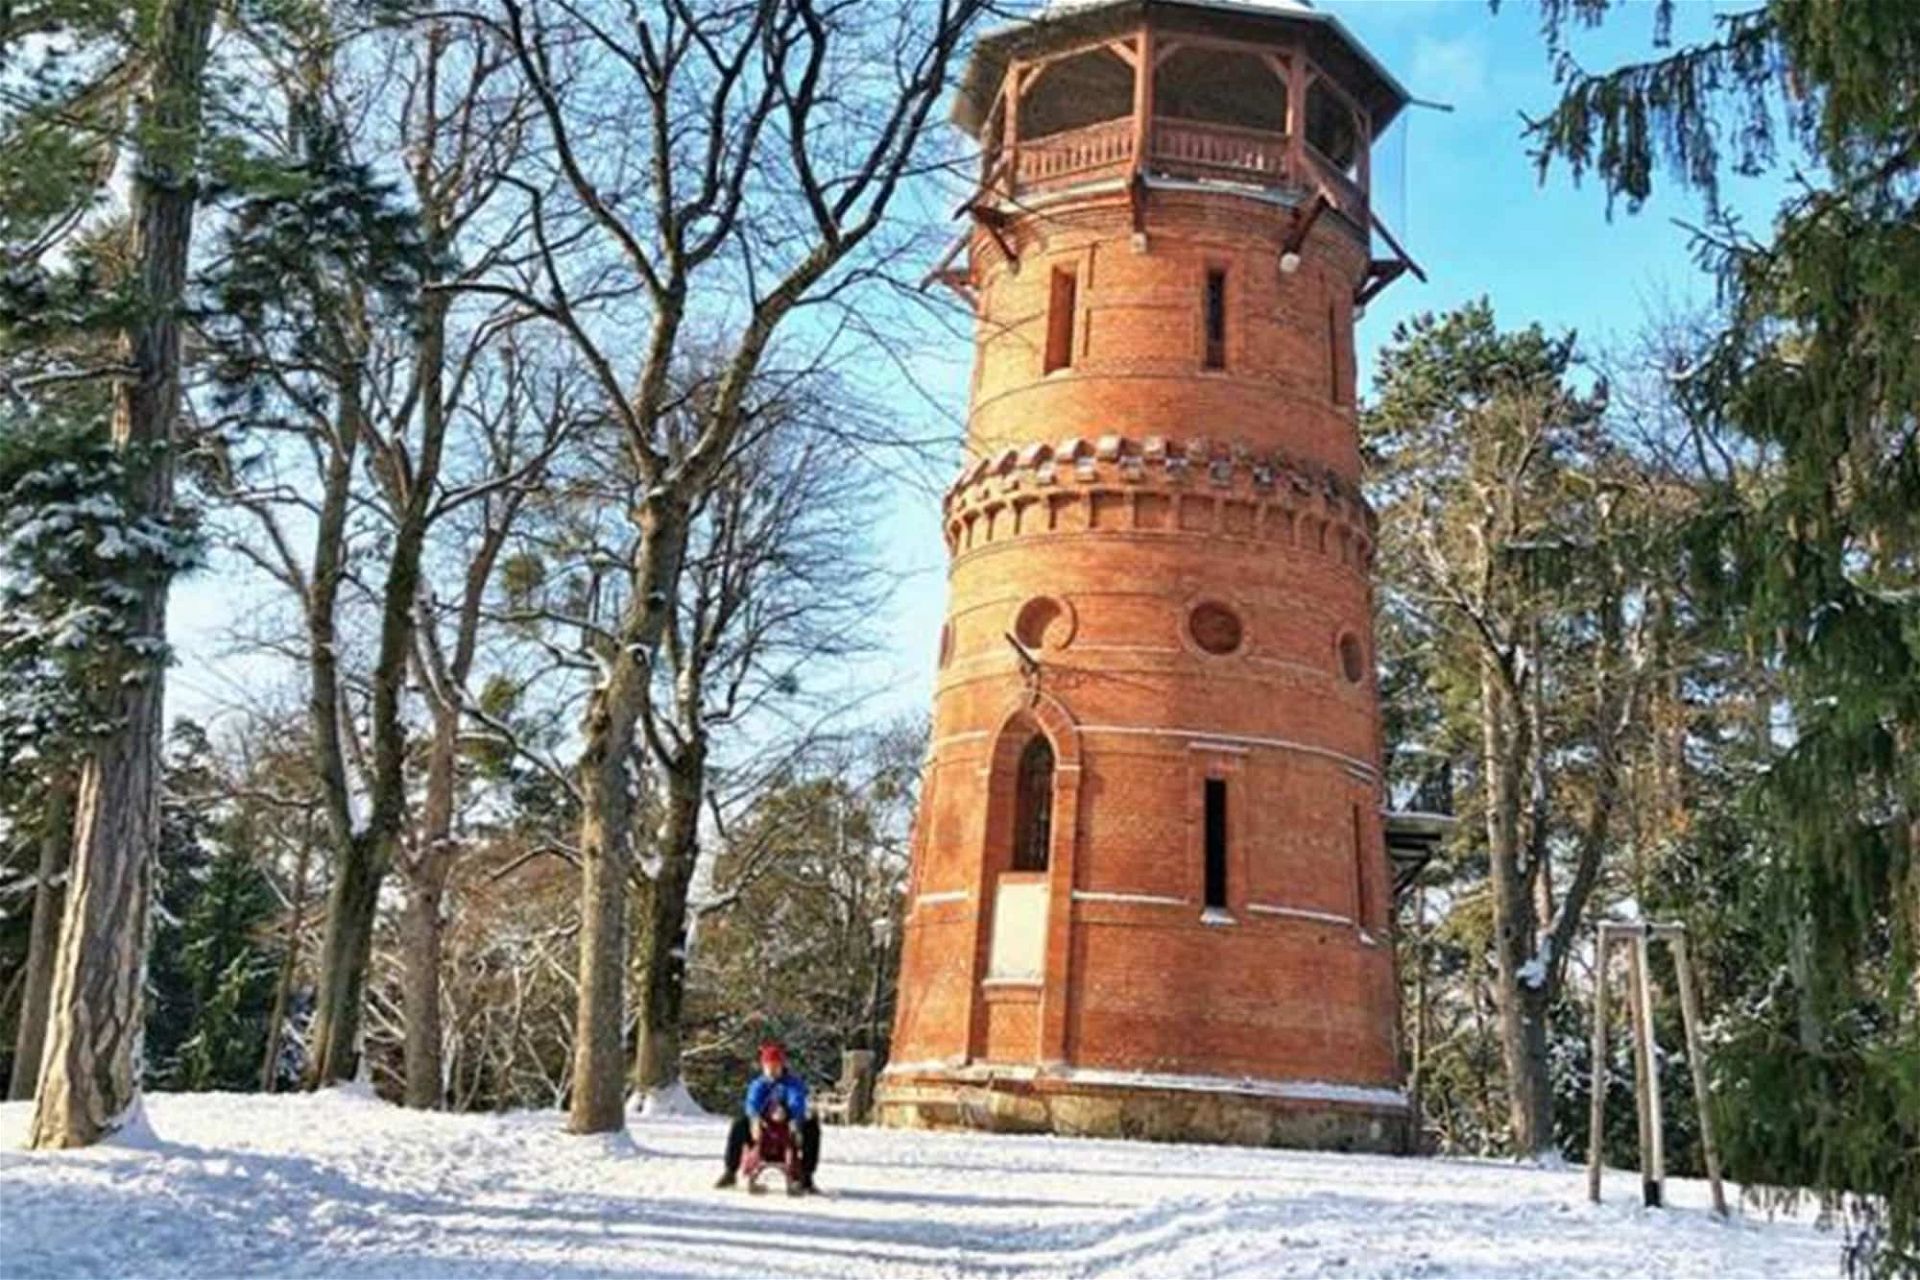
[715,1040,819,1194]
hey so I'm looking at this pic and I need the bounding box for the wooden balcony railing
[1015,117,1134,186]
[1302,139,1367,229]
[1151,117,1289,180]
[1001,114,1368,229]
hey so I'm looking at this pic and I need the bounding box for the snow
[634,1081,716,1120]
[881,1063,1410,1111]
[0,1090,1839,1278]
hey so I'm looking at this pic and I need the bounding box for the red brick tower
[878,0,1420,1151]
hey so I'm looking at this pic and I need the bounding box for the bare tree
[1367,305,1661,1156]
[629,399,883,1103]
[399,335,583,1106]
[302,19,546,1093]
[477,0,990,1132]
[198,13,549,1093]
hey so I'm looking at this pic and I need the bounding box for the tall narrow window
[1012,736,1055,871]
[1352,802,1370,927]
[1204,778,1229,909]
[1203,268,1227,370]
[1044,267,1077,374]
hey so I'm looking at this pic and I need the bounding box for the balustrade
[1014,117,1134,186]
[1151,118,1290,179]
[1005,113,1367,226]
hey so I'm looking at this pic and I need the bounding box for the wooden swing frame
[1587,920,1728,1216]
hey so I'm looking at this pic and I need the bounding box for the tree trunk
[399,873,446,1107]
[630,756,702,1098]
[261,824,313,1093]
[400,699,459,1110]
[28,0,214,1149]
[301,339,367,1088]
[305,278,447,1089]
[569,499,689,1135]
[628,878,690,1098]
[570,708,638,1133]
[1482,655,1554,1157]
[9,778,73,1100]
[304,831,387,1087]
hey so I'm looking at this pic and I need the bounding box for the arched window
[1306,80,1362,173]
[1022,48,1134,140]
[1156,47,1288,134]
[1011,736,1055,872]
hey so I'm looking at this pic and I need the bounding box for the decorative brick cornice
[943,435,1376,567]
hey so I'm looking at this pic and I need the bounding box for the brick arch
[978,692,1081,880]
[969,690,1085,1066]
[987,689,1081,770]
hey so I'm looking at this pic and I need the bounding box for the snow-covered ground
[1,1090,1836,1278]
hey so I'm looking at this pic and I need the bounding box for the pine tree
[143,726,280,1093]
[0,421,200,1099]
[1520,2,1919,1269]
[1367,300,1659,1157]
[2,0,219,1148]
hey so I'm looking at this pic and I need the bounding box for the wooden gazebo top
[952,0,1410,231]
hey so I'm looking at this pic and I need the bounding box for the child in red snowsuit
[739,1097,802,1193]
[716,1040,818,1195]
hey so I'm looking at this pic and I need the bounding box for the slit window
[1329,300,1350,405]
[1012,736,1055,872]
[1352,802,1369,927]
[1204,268,1227,370]
[1204,778,1229,909]
[1045,267,1077,374]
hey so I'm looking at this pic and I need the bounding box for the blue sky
[169,0,1782,739]
[854,0,1784,728]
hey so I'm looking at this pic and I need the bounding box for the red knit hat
[758,1040,786,1069]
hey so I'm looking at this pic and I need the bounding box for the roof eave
[950,0,1411,138]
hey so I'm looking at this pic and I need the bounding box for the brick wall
[890,178,1401,1096]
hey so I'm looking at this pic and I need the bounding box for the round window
[1339,632,1366,683]
[1014,596,1073,651]
[1188,602,1244,656]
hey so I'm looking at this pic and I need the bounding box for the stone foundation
[875,1066,1411,1155]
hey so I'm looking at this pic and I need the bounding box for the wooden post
[1286,51,1306,181]
[1005,62,1022,197]
[1357,114,1372,211]
[1630,929,1666,1207]
[1587,924,1612,1204]
[1129,25,1155,252]
[1131,24,1154,175]
[1671,933,1728,1216]
[1625,934,1653,1204]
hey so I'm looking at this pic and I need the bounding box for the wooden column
[1629,930,1666,1207]
[1587,924,1613,1203]
[1357,115,1372,213]
[1671,932,1728,1216]
[1131,25,1154,173]
[1287,53,1307,181]
[1005,62,1022,198]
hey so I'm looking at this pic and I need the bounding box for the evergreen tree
[0,420,200,1097]
[1520,3,1918,1268]
[144,723,282,1093]
[2,0,219,1148]
[1367,300,1645,1156]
